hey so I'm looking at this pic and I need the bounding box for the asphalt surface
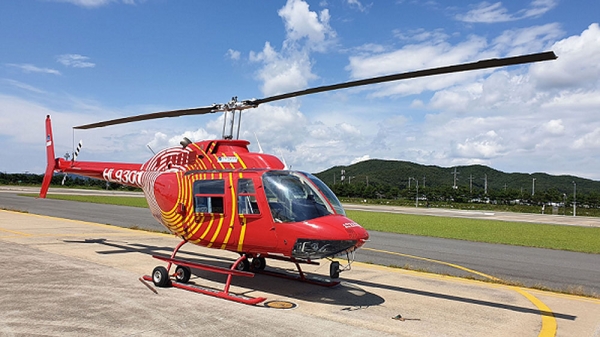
[1,186,598,298]
[2,210,599,336]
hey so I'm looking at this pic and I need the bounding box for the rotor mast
[220,97,255,139]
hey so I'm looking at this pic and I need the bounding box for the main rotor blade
[74,51,556,129]
[249,51,557,106]
[74,105,218,129]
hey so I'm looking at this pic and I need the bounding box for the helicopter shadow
[62,237,577,320]
[63,238,385,307]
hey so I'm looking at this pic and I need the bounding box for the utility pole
[532,178,536,196]
[482,174,488,195]
[451,168,459,189]
[573,181,577,217]
[415,180,419,208]
[408,177,418,207]
[469,174,473,194]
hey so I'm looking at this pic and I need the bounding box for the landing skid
[141,275,265,305]
[145,253,266,305]
[145,240,343,305]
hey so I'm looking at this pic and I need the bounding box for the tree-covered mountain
[314,159,599,205]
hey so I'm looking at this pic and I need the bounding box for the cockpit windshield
[262,171,335,223]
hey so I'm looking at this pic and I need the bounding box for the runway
[1,210,599,336]
[1,186,598,297]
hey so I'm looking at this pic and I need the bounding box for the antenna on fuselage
[254,132,264,153]
[147,144,156,155]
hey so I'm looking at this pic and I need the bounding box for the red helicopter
[40,51,556,305]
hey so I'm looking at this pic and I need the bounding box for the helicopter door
[237,177,278,252]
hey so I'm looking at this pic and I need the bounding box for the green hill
[314,159,600,205]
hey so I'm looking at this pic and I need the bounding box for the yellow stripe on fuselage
[220,172,236,249]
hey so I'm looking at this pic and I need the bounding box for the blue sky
[1,0,600,181]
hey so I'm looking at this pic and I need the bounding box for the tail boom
[40,115,144,198]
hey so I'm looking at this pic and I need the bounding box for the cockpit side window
[238,178,260,215]
[302,172,346,215]
[193,179,225,214]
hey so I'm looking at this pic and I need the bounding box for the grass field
[31,194,149,208]
[25,193,600,254]
[347,210,600,254]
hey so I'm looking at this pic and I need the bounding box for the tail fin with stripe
[40,115,56,198]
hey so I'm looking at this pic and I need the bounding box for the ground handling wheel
[152,266,171,287]
[174,265,191,283]
[329,261,340,279]
[234,257,250,271]
[251,257,266,271]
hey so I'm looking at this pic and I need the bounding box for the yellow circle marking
[264,300,297,309]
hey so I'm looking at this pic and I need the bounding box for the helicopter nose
[343,221,369,248]
[290,217,369,260]
[153,172,179,212]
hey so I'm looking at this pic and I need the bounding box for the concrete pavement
[1,210,599,336]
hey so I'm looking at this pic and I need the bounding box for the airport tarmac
[1,210,599,336]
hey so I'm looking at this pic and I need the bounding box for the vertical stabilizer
[40,115,56,198]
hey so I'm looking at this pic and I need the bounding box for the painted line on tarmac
[0,210,171,237]
[0,227,32,236]
[527,289,600,304]
[364,247,557,337]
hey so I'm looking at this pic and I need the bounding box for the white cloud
[6,63,61,75]
[351,154,370,164]
[542,119,564,135]
[457,2,514,23]
[346,0,370,13]
[356,24,600,178]
[573,128,600,150]
[226,49,241,61]
[346,35,490,97]
[454,130,506,159]
[456,0,558,23]
[249,0,337,97]
[278,0,336,52]
[530,23,600,90]
[492,23,564,55]
[393,28,450,43]
[147,128,218,151]
[250,43,318,96]
[2,79,47,94]
[57,54,96,68]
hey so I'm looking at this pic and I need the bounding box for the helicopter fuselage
[46,133,369,261]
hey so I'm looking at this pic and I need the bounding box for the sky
[1,0,599,181]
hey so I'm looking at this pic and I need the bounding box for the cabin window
[193,179,225,214]
[238,178,260,214]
